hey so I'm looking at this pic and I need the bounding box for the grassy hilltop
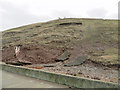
[2,18,119,66]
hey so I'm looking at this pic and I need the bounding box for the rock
[64,55,88,66]
[18,60,32,65]
[91,76,101,80]
[55,51,70,62]
[42,64,56,67]
[6,61,23,65]
[30,64,56,67]
[27,66,43,69]
[6,60,32,66]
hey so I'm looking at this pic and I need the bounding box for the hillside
[2,18,119,66]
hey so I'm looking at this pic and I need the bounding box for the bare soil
[2,42,109,64]
[2,45,63,64]
[2,44,119,84]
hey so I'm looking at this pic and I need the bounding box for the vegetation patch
[2,18,118,67]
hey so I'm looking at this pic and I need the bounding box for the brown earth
[2,45,63,64]
[2,44,119,83]
[2,42,118,66]
[2,42,102,64]
[1,18,119,84]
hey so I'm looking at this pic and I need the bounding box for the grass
[2,18,118,65]
[88,48,118,65]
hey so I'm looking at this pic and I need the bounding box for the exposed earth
[1,18,119,84]
[2,44,119,84]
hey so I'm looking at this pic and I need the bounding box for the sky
[0,0,119,31]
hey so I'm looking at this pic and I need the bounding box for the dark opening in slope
[58,22,82,26]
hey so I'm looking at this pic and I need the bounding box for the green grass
[2,18,118,65]
[88,48,118,65]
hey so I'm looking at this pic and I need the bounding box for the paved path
[2,70,68,88]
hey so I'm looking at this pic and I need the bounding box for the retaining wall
[0,63,119,88]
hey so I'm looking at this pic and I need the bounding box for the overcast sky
[0,0,119,31]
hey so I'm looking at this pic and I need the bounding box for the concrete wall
[0,63,119,88]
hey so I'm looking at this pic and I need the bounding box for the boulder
[6,60,32,66]
[18,60,32,65]
[42,64,56,67]
[55,51,70,62]
[6,61,23,65]
[64,55,88,66]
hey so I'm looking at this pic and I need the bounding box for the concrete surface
[1,63,119,88]
[2,69,68,88]
[0,67,2,90]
